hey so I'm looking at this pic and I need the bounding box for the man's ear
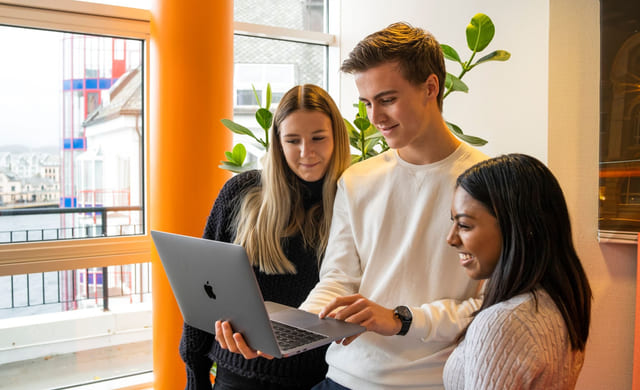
[425,74,439,98]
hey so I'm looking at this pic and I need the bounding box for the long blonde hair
[233,84,351,274]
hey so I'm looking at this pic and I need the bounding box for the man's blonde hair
[341,22,446,111]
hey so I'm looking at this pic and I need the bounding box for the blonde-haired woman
[180,84,351,390]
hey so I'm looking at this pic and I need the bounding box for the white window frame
[0,0,151,276]
[232,17,339,96]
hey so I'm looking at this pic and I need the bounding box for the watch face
[395,305,412,321]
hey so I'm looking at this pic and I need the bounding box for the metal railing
[0,205,144,243]
[0,263,152,317]
[0,206,151,317]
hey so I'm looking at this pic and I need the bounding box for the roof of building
[83,66,142,126]
[0,169,19,181]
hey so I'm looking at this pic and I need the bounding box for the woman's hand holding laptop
[215,320,274,360]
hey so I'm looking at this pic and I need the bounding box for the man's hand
[318,294,402,345]
[214,320,274,360]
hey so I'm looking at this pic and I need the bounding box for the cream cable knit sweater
[443,289,585,389]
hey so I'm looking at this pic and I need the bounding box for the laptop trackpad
[265,301,364,338]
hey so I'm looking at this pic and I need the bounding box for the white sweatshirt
[443,289,585,389]
[301,144,488,389]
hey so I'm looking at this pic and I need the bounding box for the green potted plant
[441,13,510,146]
[218,84,273,173]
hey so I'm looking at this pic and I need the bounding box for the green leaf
[222,144,247,166]
[354,117,370,132]
[363,137,380,154]
[230,143,247,165]
[363,125,381,138]
[218,161,255,173]
[349,138,362,150]
[343,118,360,140]
[472,50,511,67]
[446,121,488,146]
[365,132,384,142]
[366,148,381,157]
[358,101,368,120]
[441,44,462,64]
[218,161,243,172]
[445,73,469,93]
[255,108,273,132]
[221,119,256,137]
[251,84,262,107]
[265,83,272,110]
[350,154,363,164]
[466,13,495,53]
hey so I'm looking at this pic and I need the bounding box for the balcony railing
[0,206,150,318]
[0,205,144,243]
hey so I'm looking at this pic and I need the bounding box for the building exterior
[80,66,143,235]
[0,154,60,207]
[60,33,141,214]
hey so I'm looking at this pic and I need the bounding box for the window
[0,3,150,273]
[237,88,261,106]
[231,0,335,165]
[234,63,297,108]
[234,0,326,32]
[0,2,151,386]
[599,0,640,237]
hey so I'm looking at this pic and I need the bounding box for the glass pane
[0,263,152,317]
[0,26,145,243]
[0,264,152,388]
[232,35,326,161]
[235,0,326,32]
[0,24,150,388]
[599,1,640,233]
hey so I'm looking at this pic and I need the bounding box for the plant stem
[443,62,471,101]
[361,130,366,161]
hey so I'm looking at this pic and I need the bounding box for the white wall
[339,0,636,388]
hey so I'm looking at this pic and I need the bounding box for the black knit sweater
[179,170,328,389]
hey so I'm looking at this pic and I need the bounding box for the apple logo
[203,281,216,299]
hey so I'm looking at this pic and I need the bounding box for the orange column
[150,0,233,388]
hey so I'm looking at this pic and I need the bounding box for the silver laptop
[151,230,364,358]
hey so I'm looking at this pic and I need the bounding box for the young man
[216,22,489,389]
[299,22,489,389]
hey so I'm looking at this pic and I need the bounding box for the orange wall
[150,0,233,388]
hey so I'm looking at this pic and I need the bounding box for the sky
[0,26,62,149]
[0,1,151,150]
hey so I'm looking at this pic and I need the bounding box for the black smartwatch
[393,305,412,336]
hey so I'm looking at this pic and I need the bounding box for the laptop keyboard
[271,321,327,351]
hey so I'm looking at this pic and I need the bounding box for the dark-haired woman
[443,153,592,389]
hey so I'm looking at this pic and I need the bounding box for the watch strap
[394,305,412,336]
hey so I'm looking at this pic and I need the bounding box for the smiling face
[447,186,503,280]
[354,61,440,164]
[279,109,334,182]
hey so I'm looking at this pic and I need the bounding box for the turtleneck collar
[298,176,324,209]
